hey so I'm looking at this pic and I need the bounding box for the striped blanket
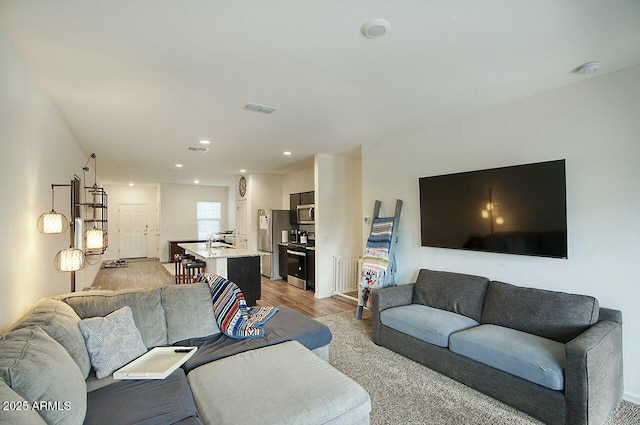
[194,273,278,339]
[359,217,396,307]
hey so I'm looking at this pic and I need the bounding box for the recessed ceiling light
[194,179,200,184]
[129,183,134,187]
[175,163,183,168]
[199,140,210,145]
[361,18,391,39]
[283,151,292,156]
[245,103,277,114]
[240,169,247,173]
[574,61,601,75]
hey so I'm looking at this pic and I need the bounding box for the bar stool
[174,254,195,284]
[184,260,206,283]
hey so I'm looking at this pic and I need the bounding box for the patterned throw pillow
[78,306,147,379]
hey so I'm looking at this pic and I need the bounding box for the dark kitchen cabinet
[290,191,315,224]
[278,244,288,280]
[227,256,261,306]
[300,191,314,205]
[307,249,315,292]
[290,193,301,224]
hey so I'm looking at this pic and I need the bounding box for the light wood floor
[91,258,173,290]
[257,277,355,318]
[91,259,355,318]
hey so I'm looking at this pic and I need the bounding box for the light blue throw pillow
[78,306,147,379]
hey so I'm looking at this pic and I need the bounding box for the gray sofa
[0,283,371,425]
[371,269,623,425]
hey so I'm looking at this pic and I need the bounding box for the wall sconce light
[36,184,70,234]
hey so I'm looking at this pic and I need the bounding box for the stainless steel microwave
[297,204,315,224]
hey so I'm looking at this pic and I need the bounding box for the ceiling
[2,1,639,186]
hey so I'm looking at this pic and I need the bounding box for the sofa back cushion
[412,269,489,322]
[0,327,87,425]
[60,288,167,348]
[161,283,221,344]
[481,281,599,343]
[12,298,91,379]
[0,379,47,425]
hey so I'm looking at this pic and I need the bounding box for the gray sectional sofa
[371,269,623,425]
[0,283,371,425]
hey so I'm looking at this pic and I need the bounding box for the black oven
[286,247,307,290]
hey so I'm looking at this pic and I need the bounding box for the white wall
[102,183,160,261]
[282,167,314,208]
[315,154,363,298]
[361,65,640,401]
[0,31,100,331]
[159,183,229,261]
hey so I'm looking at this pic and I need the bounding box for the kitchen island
[179,243,263,305]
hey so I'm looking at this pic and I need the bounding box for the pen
[174,348,192,353]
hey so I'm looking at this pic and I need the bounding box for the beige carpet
[317,311,640,425]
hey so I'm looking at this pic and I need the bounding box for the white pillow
[78,306,147,379]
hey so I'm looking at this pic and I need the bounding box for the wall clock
[238,176,247,197]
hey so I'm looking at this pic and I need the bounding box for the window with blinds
[196,201,222,239]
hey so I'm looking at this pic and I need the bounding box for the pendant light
[36,185,69,234]
[83,153,107,252]
[54,247,85,272]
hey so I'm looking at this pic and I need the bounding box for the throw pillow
[78,306,147,379]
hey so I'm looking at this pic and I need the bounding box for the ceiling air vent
[187,146,210,153]
[244,103,276,114]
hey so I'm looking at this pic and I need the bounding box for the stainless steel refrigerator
[258,209,293,279]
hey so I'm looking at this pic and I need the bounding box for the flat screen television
[419,159,567,258]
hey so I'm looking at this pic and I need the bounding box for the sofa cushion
[450,324,565,390]
[0,326,87,425]
[12,298,91,378]
[78,306,148,379]
[84,368,197,425]
[481,281,599,343]
[161,283,221,344]
[0,379,47,425]
[180,306,332,373]
[187,341,371,425]
[380,304,479,347]
[412,269,489,322]
[61,288,168,348]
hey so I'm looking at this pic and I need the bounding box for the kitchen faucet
[206,234,215,248]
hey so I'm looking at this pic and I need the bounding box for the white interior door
[119,204,148,259]
[237,200,248,249]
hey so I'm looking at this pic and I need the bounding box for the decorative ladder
[356,199,402,320]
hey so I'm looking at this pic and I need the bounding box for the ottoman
[187,341,371,425]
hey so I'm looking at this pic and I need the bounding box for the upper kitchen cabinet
[290,193,300,224]
[290,191,314,224]
[300,191,314,205]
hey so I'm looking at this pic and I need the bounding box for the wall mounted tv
[419,159,567,258]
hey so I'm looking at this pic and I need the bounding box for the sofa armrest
[370,284,414,344]
[565,320,623,425]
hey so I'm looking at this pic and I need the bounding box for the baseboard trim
[623,391,640,405]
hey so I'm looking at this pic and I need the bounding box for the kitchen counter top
[279,242,315,251]
[179,243,264,259]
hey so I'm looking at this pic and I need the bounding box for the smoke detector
[575,61,601,75]
[244,103,277,114]
[361,18,391,38]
